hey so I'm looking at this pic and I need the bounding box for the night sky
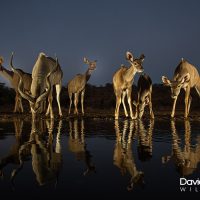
[1,0,200,86]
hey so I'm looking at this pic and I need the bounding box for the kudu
[68,57,97,115]
[0,56,32,113]
[133,74,154,119]
[113,51,145,119]
[11,53,63,119]
[162,58,200,118]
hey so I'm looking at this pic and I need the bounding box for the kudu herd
[0,51,200,119]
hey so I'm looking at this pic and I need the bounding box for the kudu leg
[122,91,128,117]
[115,92,122,120]
[19,96,23,113]
[68,93,72,115]
[46,103,50,116]
[184,87,191,118]
[48,93,54,119]
[171,97,177,118]
[74,93,79,115]
[126,89,135,119]
[14,94,19,113]
[56,84,62,117]
[81,90,85,115]
[187,95,192,116]
[148,94,154,119]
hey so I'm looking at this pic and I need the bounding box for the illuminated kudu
[68,57,97,115]
[162,58,200,118]
[11,53,63,119]
[0,56,31,112]
[113,51,145,119]
[133,74,154,119]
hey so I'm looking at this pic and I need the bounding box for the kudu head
[162,73,190,99]
[83,57,97,71]
[10,52,57,119]
[126,51,145,73]
[133,96,150,119]
[133,74,152,119]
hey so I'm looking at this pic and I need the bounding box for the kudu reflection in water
[162,120,200,176]
[137,120,154,162]
[68,119,96,176]
[113,120,144,191]
[0,117,26,179]
[9,119,63,187]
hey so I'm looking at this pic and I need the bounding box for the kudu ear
[83,57,90,64]
[139,54,145,62]
[162,76,171,86]
[181,73,190,83]
[126,51,134,62]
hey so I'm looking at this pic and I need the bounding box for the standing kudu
[11,53,63,119]
[133,74,154,119]
[162,58,200,118]
[68,57,97,115]
[0,55,32,113]
[113,51,145,119]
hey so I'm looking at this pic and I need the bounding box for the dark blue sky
[1,0,200,86]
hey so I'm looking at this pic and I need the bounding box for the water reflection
[137,120,154,162]
[0,118,24,179]
[68,119,96,175]
[0,118,63,187]
[1,117,200,195]
[162,120,200,176]
[113,120,144,191]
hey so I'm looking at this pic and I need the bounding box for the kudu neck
[0,65,14,82]
[85,68,93,82]
[124,65,137,82]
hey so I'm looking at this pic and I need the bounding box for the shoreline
[0,109,200,122]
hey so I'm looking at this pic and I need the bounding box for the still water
[0,117,200,197]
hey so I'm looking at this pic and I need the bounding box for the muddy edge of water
[0,109,200,122]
